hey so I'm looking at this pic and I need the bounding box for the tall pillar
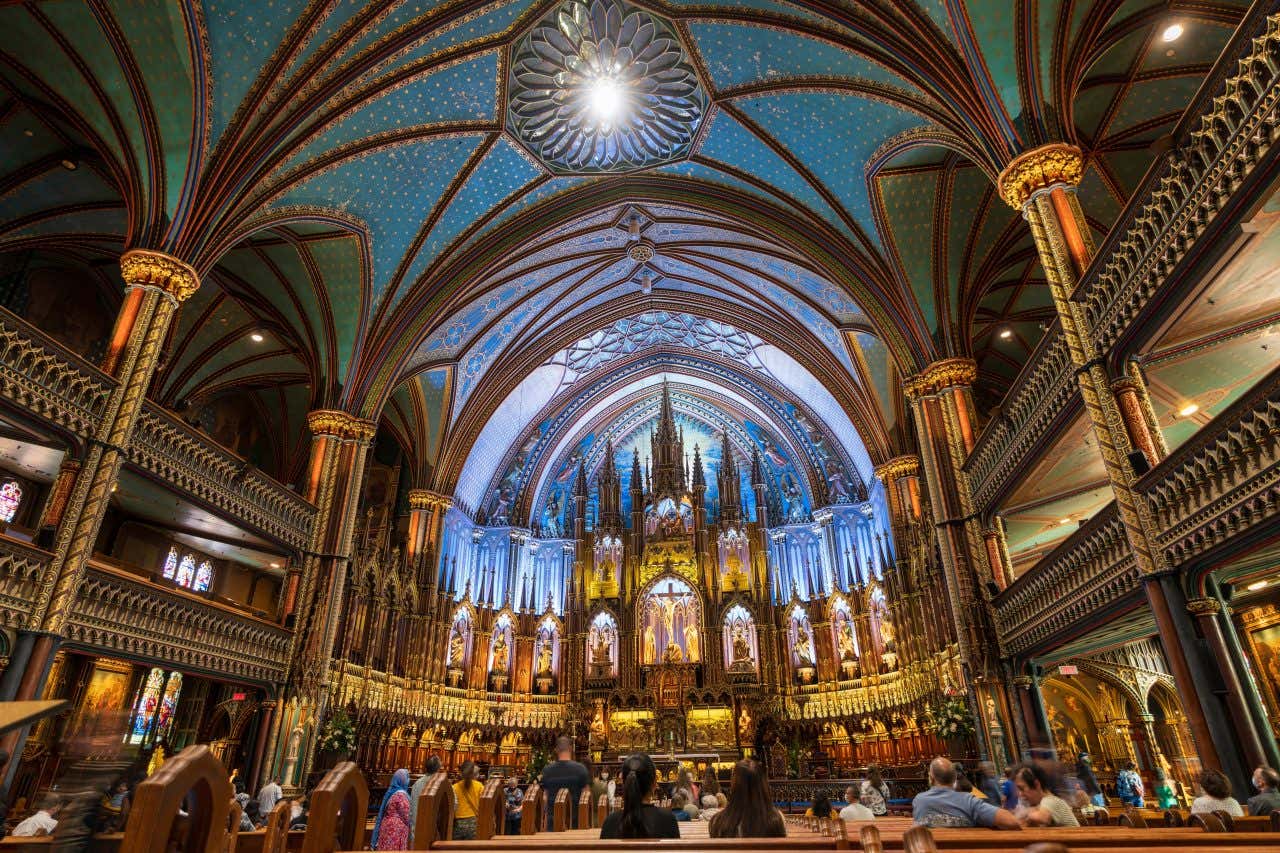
[997,143,1233,776]
[1,251,197,792]
[981,520,1014,591]
[1187,597,1269,770]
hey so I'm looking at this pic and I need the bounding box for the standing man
[257,777,282,819]
[539,736,589,829]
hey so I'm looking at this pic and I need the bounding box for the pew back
[121,744,231,853]
[412,772,454,849]
[261,801,291,853]
[520,784,542,835]
[302,761,367,853]
[476,777,505,840]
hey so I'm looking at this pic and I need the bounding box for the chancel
[0,0,1279,849]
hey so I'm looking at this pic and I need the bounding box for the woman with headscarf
[372,768,412,850]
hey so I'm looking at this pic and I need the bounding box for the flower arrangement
[317,708,357,755]
[929,695,975,740]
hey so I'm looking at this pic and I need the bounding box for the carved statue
[732,626,752,663]
[684,624,700,662]
[986,696,1001,731]
[448,631,465,667]
[837,619,857,661]
[492,633,509,672]
[663,642,684,663]
[793,627,815,666]
[644,626,657,664]
[738,706,751,735]
[592,629,612,665]
[537,641,554,675]
[596,556,613,583]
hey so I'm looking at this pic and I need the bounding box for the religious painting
[1245,611,1280,723]
[190,392,271,471]
[0,480,22,524]
[71,660,131,740]
[20,265,112,359]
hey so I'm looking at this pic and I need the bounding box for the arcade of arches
[0,0,1278,812]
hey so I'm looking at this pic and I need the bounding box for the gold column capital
[873,455,920,482]
[408,489,453,511]
[997,143,1085,209]
[119,249,200,302]
[1186,597,1222,616]
[903,358,977,400]
[1011,675,1033,689]
[307,409,376,442]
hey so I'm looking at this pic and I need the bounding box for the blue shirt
[912,786,1000,828]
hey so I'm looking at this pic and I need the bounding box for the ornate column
[1187,596,1268,769]
[997,143,1229,774]
[35,456,80,542]
[981,519,1014,591]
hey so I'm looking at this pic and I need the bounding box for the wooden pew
[476,777,505,840]
[226,795,244,853]
[412,771,454,849]
[519,784,542,835]
[595,794,609,828]
[260,801,292,853]
[121,744,231,853]
[576,790,593,829]
[302,761,367,853]
[551,788,569,832]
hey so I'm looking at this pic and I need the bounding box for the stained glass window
[129,668,165,744]
[156,673,182,741]
[193,561,212,592]
[0,481,21,523]
[162,547,178,580]
[175,555,196,588]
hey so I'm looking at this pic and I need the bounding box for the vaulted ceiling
[0,0,1246,496]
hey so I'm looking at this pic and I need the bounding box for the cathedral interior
[0,0,1278,822]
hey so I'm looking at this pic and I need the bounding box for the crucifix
[652,580,688,640]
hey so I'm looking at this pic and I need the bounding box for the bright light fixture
[998,328,1013,340]
[1178,402,1199,417]
[270,561,282,569]
[1058,518,1072,525]
[1162,23,1184,42]
[60,159,77,171]
[250,332,265,343]
[587,74,624,123]
[1247,580,1268,591]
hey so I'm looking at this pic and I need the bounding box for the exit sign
[1058,665,1078,676]
[232,692,246,701]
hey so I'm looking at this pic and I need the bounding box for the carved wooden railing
[65,561,292,684]
[0,308,315,549]
[966,9,1280,514]
[0,309,111,437]
[965,326,1077,509]
[0,536,51,629]
[993,503,1141,658]
[129,404,315,549]
[1080,9,1280,350]
[1137,362,1280,568]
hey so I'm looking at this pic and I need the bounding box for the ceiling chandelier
[507,0,708,174]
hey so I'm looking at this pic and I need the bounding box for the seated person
[912,757,1021,830]
[699,793,724,821]
[1153,768,1178,810]
[671,792,692,821]
[839,785,875,821]
[1013,764,1079,827]
[1249,765,1280,816]
[11,797,63,837]
[708,759,786,838]
[804,792,839,820]
[1190,768,1243,816]
[600,754,680,839]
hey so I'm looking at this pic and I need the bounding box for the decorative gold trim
[119,249,200,302]
[1185,597,1222,616]
[307,409,376,441]
[903,358,977,399]
[1011,675,1033,688]
[408,489,452,511]
[873,455,920,482]
[997,143,1085,209]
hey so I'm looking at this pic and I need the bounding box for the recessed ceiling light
[1162,23,1184,42]
[1058,517,1072,525]
[998,328,1013,340]
[249,332,265,343]
[23,129,34,137]
[1247,580,1268,591]
[1178,402,1199,417]
[60,159,77,171]
[270,561,281,569]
